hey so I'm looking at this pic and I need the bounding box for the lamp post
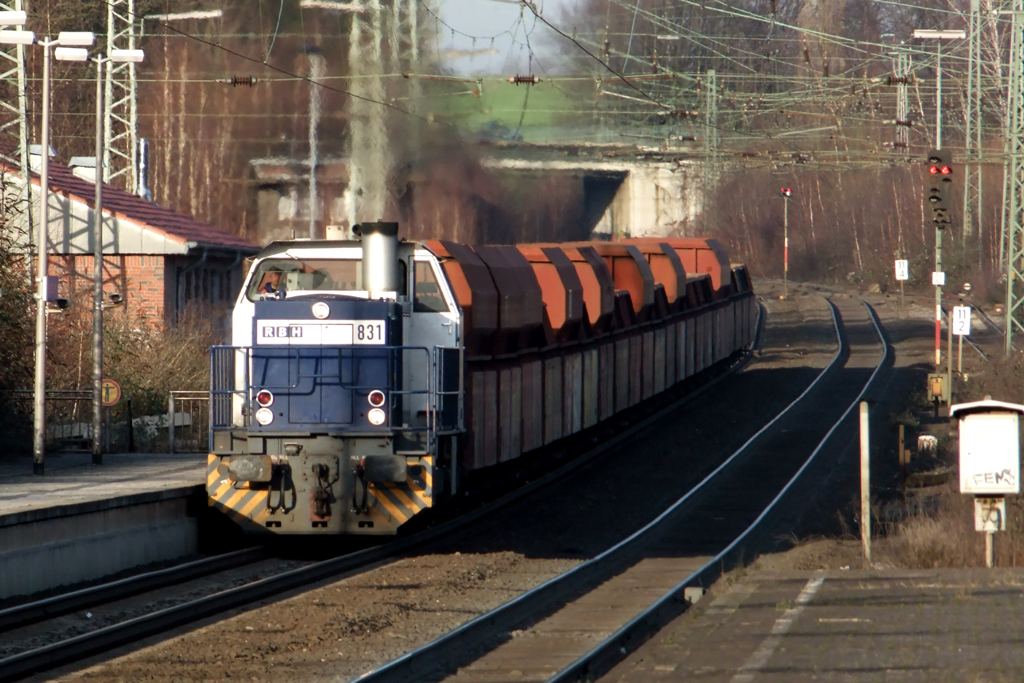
[0,28,96,474]
[88,48,144,465]
[781,187,792,299]
[913,29,965,370]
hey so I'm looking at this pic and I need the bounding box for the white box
[959,411,1020,494]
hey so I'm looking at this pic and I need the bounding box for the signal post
[926,149,954,407]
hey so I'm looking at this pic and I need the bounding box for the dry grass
[878,485,1024,569]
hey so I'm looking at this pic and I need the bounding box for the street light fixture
[88,46,145,465]
[0,11,27,24]
[0,27,95,474]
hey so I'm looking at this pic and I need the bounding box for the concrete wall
[485,158,704,241]
[0,487,202,599]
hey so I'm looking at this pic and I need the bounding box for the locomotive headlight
[367,390,386,407]
[255,389,274,407]
[255,408,275,426]
[367,408,387,426]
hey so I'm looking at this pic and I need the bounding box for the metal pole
[168,392,175,454]
[860,401,871,564]
[935,43,944,368]
[307,51,323,239]
[958,332,963,375]
[986,530,994,567]
[936,228,943,368]
[783,195,789,299]
[32,41,52,476]
[947,308,953,387]
[92,57,105,466]
[936,43,942,150]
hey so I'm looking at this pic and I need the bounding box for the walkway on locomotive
[226,241,462,440]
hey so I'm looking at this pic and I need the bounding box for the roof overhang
[950,400,1024,418]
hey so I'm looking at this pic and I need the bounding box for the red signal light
[940,165,951,175]
[929,166,939,174]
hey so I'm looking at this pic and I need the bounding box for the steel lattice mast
[701,68,717,233]
[963,0,984,250]
[104,0,138,190]
[892,49,911,154]
[1003,1,1024,353]
[0,1,30,235]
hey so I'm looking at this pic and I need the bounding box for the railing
[210,344,464,453]
[4,389,94,451]
[168,391,209,454]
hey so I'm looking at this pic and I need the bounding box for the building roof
[3,156,259,254]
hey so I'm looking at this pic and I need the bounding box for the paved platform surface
[605,567,1024,683]
[0,453,206,519]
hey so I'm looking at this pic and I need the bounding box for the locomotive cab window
[246,257,408,301]
[413,260,450,313]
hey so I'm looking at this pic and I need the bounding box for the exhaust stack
[357,221,399,295]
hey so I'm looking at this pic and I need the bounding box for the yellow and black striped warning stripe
[207,455,270,530]
[368,456,433,526]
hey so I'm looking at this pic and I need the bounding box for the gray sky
[435,0,577,75]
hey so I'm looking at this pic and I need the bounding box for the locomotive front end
[208,223,463,535]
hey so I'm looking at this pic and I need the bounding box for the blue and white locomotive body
[208,223,464,535]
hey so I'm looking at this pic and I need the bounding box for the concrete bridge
[482,142,707,240]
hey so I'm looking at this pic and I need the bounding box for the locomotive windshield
[245,258,365,301]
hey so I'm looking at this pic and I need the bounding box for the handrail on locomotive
[210,344,464,455]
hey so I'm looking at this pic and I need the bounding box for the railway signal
[926,149,953,227]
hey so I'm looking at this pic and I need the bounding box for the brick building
[2,156,259,327]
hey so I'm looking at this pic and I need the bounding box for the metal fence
[168,390,209,453]
[3,389,94,452]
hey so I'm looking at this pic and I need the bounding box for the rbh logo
[263,325,303,338]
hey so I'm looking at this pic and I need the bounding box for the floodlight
[56,31,95,47]
[0,11,27,25]
[110,49,145,63]
[0,30,35,45]
[54,47,89,62]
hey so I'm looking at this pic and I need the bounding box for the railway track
[0,307,767,683]
[353,296,890,683]
[0,547,266,633]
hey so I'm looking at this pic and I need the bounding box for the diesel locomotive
[207,222,756,535]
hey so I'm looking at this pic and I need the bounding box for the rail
[0,300,764,683]
[350,298,872,683]
[547,299,891,683]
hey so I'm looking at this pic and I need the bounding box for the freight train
[207,223,756,535]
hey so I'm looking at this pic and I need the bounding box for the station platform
[0,452,205,520]
[0,453,207,600]
[607,567,1024,682]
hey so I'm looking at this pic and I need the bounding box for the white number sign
[932,271,946,286]
[895,260,909,281]
[953,306,971,336]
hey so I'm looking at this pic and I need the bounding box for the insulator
[888,75,912,85]
[893,142,908,149]
[896,120,913,128]
[231,75,258,87]
[508,74,539,85]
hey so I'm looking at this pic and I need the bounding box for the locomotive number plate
[256,320,385,345]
